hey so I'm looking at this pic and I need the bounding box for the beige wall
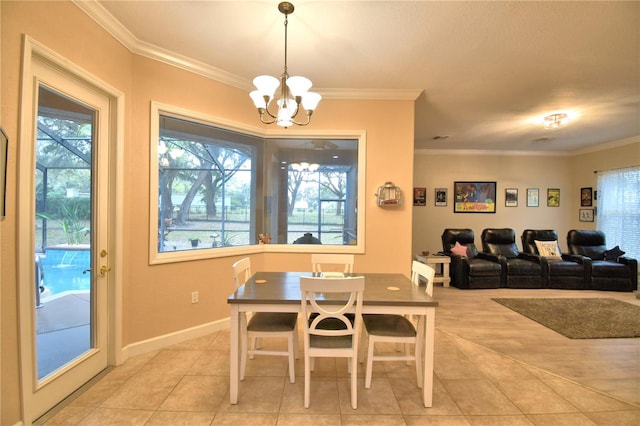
[412,139,640,256]
[1,2,414,422]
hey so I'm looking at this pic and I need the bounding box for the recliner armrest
[517,252,540,263]
[565,254,591,265]
[618,256,638,266]
[477,252,504,264]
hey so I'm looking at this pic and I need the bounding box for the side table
[415,254,451,287]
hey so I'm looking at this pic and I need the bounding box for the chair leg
[304,354,311,408]
[293,325,300,359]
[415,317,424,388]
[365,337,375,389]
[240,314,248,380]
[249,336,257,360]
[350,355,358,409]
[287,334,295,383]
[414,341,423,389]
[359,327,367,363]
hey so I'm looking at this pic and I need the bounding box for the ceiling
[79,1,639,153]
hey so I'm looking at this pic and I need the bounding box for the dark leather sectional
[441,228,637,291]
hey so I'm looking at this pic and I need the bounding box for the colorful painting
[454,181,496,213]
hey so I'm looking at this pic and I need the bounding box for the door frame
[17,36,124,423]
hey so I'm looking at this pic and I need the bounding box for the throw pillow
[534,240,562,259]
[604,245,625,261]
[451,241,468,257]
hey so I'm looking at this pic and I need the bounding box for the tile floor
[41,287,640,425]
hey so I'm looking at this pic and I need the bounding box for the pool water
[39,248,90,296]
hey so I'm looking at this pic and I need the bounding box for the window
[149,103,364,263]
[596,166,640,259]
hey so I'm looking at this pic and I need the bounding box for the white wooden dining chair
[232,257,299,383]
[411,260,436,297]
[362,262,435,389]
[300,276,364,409]
[311,253,354,274]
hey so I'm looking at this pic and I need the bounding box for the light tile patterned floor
[41,287,640,425]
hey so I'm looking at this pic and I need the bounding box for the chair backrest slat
[311,254,355,273]
[300,276,364,340]
[232,257,252,289]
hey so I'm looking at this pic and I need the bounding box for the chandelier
[543,113,569,130]
[249,2,321,127]
[290,161,319,172]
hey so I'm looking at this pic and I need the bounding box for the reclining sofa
[441,228,502,289]
[440,228,637,292]
[521,229,589,289]
[567,230,637,292]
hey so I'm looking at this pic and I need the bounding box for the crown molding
[73,0,250,89]
[572,135,640,156]
[73,0,422,101]
[414,148,571,157]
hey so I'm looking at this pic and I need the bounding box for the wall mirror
[149,102,365,264]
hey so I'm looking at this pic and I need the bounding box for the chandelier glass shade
[249,2,321,127]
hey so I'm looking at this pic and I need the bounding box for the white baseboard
[120,318,229,363]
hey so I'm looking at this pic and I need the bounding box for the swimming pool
[39,248,90,296]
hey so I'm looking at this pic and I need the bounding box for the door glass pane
[34,85,94,379]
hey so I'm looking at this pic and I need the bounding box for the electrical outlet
[191,291,199,304]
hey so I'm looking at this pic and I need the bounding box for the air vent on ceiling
[533,137,553,143]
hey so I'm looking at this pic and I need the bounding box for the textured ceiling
[80,1,640,153]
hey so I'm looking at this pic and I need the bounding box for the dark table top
[227,271,438,307]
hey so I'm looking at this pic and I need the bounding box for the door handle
[99,265,111,277]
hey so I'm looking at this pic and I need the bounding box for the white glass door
[19,53,111,422]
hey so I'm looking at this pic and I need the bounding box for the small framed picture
[435,188,447,206]
[579,208,594,222]
[526,188,539,207]
[581,187,593,206]
[547,188,560,207]
[505,188,518,207]
[413,187,426,206]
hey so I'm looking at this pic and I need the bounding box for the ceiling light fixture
[249,2,321,128]
[290,161,319,172]
[543,113,569,130]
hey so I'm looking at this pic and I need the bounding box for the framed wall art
[453,181,496,213]
[579,208,594,222]
[505,188,518,207]
[526,188,539,207]
[581,187,593,206]
[413,187,426,206]
[547,188,560,207]
[435,188,447,206]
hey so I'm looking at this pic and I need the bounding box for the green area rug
[492,298,640,339]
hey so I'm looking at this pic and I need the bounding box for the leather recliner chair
[441,228,503,289]
[521,229,589,289]
[481,228,543,288]
[566,230,637,292]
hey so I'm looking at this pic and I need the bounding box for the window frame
[149,101,366,264]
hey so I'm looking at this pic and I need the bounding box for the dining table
[227,271,439,407]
